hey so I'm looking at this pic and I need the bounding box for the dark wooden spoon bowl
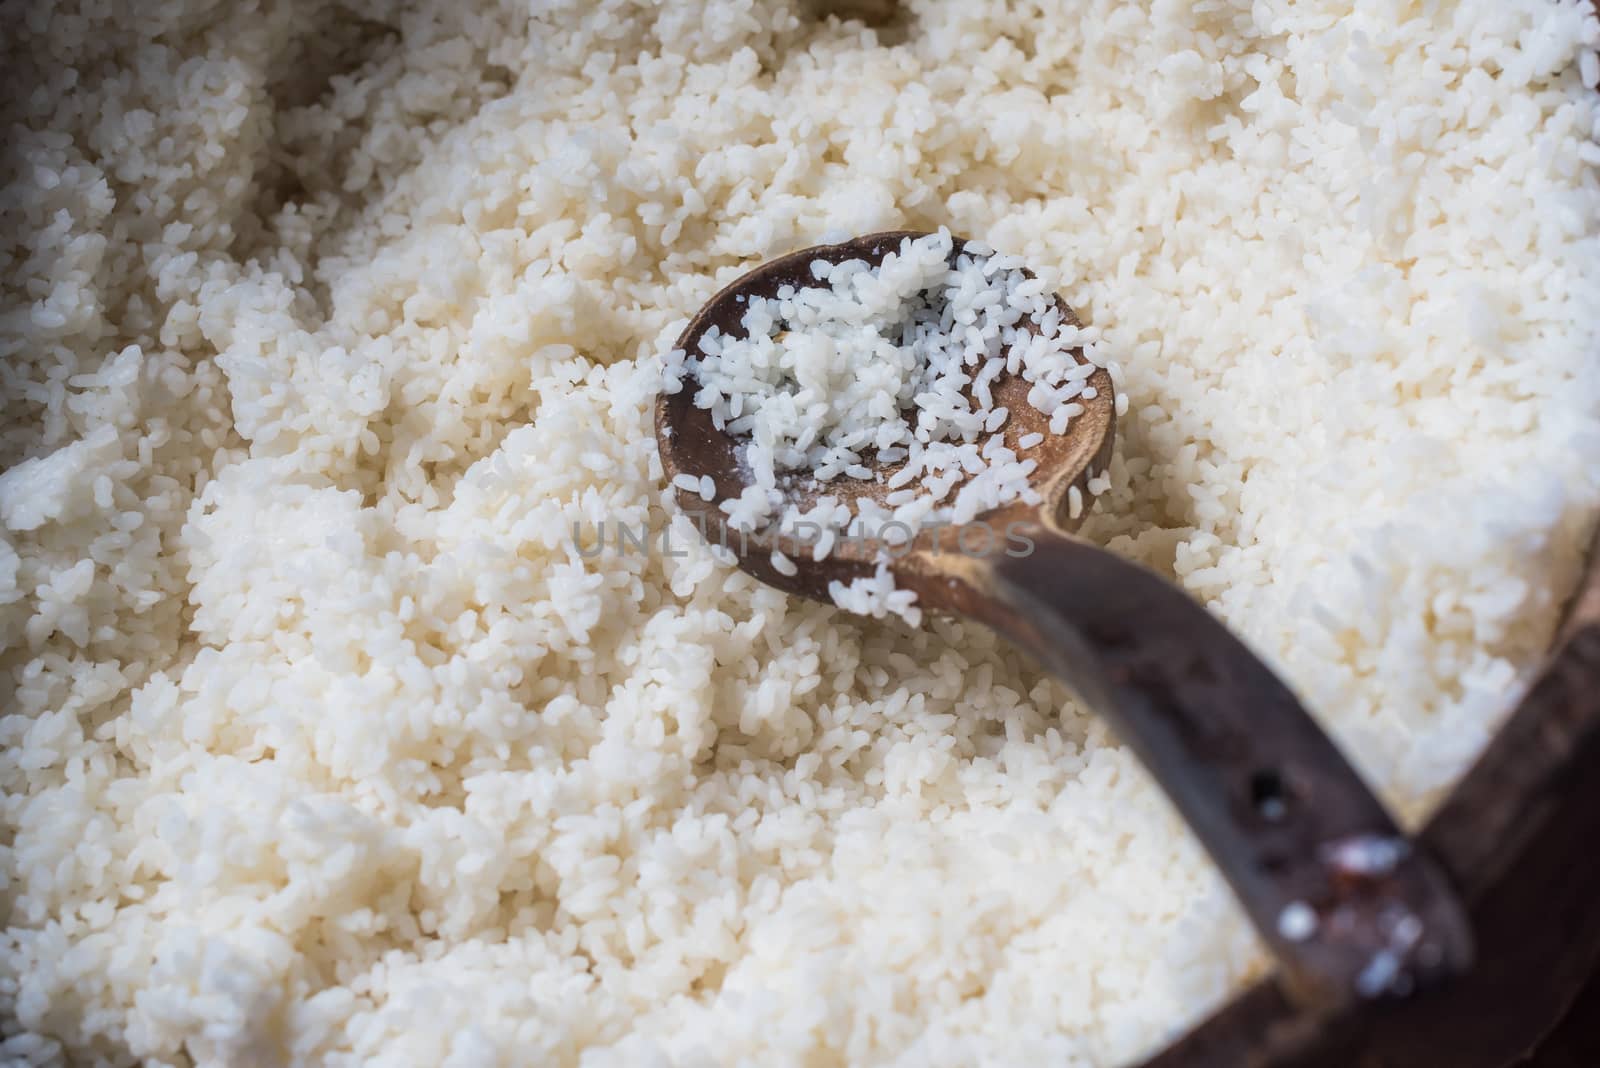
[656,230,1116,599]
[656,230,1475,1013]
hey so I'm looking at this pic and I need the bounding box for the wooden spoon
[655,230,1473,1011]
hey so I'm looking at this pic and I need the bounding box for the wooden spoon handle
[960,527,1474,1010]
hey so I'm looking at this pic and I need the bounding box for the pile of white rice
[665,230,1104,533]
[664,228,1110,621]
[2,1,1598,1065]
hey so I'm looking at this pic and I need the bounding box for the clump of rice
[662,228,1105,621]
[666,230,1099,525]
[2,1,1598,1066]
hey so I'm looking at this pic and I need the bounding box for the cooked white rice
[664,230,1098,531]
[2,1,1599,1066]
[663,229,1104,621]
